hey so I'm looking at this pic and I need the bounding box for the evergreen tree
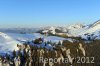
[13,50,16,58]
[58,41,61,45]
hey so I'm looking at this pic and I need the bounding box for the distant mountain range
[0,28,40,33]
[0,20,100,40]
[39,20,100,40]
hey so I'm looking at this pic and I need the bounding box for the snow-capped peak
[36,20,100,39]
[68,23,84,29]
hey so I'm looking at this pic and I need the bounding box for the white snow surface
[0,32,21,54]
[0,32,68,54]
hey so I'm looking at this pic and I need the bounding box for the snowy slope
[0,32,68,54]
[0,32,21,54]
[82,20,100,34]
[67,24,85,36]
[7,33,43,42]
[0,32,43,54]
[78,20,100,39]
[7,33,68,43]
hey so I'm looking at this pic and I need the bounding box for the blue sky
[0,0,100,28]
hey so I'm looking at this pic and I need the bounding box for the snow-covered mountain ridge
[40,20,100,39]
